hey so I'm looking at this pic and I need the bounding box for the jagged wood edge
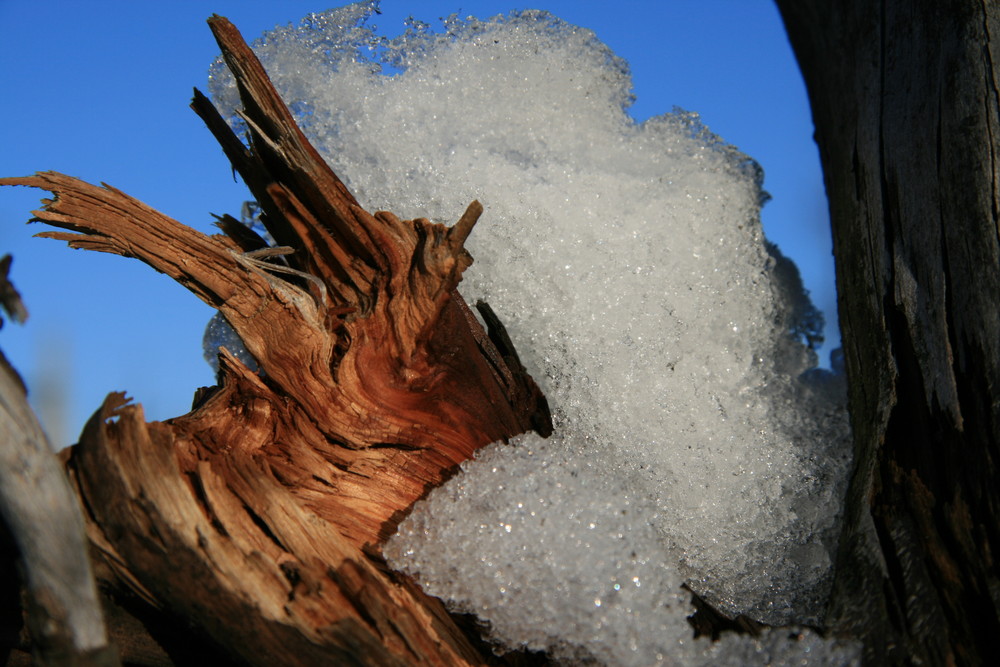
[0,11,554,666]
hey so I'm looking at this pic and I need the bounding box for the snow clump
[208,3,856,664]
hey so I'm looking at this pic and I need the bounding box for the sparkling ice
[208,4,856,664]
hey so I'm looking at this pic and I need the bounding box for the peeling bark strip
[1,15,549,666]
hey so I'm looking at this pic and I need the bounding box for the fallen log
[1,15,549,665]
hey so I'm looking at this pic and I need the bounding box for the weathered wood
[776,1,1000,663]
[0,257,118,667]
[1,15,550,666]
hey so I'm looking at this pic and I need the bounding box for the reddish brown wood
[0,15,549,666]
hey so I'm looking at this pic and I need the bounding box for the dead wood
[1,15,549,666]
[0,258,118,666]
[777,1,1000,663]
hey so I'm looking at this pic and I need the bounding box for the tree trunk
[1,16,550,666]
[16,4,1000,663]
[776,1,1000,663]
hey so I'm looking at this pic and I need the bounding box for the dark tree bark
[13,3,1000,664]
[776,1,1000,664]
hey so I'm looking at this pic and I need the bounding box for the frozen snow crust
[208,3,855,664]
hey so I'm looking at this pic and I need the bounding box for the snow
[206,3,856,664]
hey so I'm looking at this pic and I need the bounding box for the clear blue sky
[0,1,834,446]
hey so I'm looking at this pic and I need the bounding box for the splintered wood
[0,15,549,666]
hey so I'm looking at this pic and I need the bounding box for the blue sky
[0,1,834,446]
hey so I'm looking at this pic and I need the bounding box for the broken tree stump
[1,15,550,666]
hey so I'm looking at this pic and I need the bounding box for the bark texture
[1,16,549,666]
[777,1,1000,664]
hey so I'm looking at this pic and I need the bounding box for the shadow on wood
[777,1,1000,663]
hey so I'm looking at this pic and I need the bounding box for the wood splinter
[1,14,550,667]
